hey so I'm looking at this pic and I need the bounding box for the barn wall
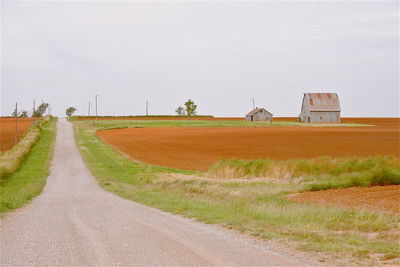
[300,112,340,123]
[298,95,310,122]
[310,112,340,123]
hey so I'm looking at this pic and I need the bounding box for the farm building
[246,107,273,122]
[298,93,341,123]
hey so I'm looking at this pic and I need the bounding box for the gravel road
[1,119,315,266]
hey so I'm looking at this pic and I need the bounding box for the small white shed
[246,107,273,122]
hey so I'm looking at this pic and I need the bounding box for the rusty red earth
[97,118,399,171]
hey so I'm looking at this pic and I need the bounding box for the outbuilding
[298,93,341,123]
[246,107,273,122]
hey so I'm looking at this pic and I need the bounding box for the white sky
[1,0,399,117]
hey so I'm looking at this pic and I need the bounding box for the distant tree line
[12,102,50,118]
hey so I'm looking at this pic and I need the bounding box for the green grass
[0,118,57,213]
[73,119,399,264]
[70,117,372,129]
[209,156,400,191]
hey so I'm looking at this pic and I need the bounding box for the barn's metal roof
[306,93,341,112]
[246,107,273,116]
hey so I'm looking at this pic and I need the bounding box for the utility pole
[15,102,18,145]
[146,100,149,116]
[95,94,98,121]
[88,101,91,116]
[33,99,36,116]
[252,98,255,109]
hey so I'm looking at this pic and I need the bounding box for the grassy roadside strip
[0,117,57,213]
[73,120,399,265]
[0,116,52,178]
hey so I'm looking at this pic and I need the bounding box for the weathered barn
[298,93,341,123]
[246,107,273,122]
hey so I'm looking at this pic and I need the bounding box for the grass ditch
[73,119,399,264]
[0,117,57,213]
[208,157,400,191]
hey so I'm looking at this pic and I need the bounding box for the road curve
[1,119,310,266]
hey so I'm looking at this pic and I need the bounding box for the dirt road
[0,119,311,266]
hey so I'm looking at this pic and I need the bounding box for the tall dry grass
[0,116,51,178]
[208,156,400,189]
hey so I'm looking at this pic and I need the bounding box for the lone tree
[32,103,49,117]
[184,99,197,117]
[175,106,186,116]
[19,110,29,118]
[66,107,77,117]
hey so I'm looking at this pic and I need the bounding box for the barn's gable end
[299,93,341,123]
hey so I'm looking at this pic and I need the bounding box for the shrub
[208,156,400,189]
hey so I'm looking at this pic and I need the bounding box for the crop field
[94,117,399,215]
[73,117,400,264]
[97,118,399,171]
[0,118,38,151]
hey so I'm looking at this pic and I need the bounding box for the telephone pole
[15,102,18,145]
[146,100,149,116]
[88,101,91,116]
[252,98,255,109]
[95,94,98,121]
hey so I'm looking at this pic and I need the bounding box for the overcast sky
[1,1,399,117]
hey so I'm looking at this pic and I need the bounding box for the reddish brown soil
[97,118,399,171]
[0,118,37,151]
[288,185,400,214]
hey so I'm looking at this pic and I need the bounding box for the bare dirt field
[0,118,37,151]
[288,185,400,214]
[97,118,399,171]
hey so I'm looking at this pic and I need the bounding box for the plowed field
[0,118,37,151]
[288,185,400,214]
[97,118,399,171]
